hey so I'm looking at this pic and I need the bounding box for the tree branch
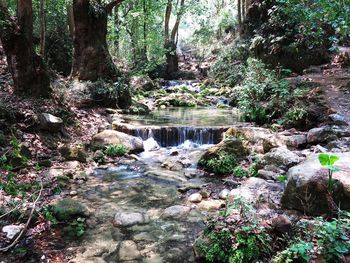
[105,0,126,15]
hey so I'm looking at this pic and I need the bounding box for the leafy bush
[197,198,272,263]
[209,40,249,87]
[199,152,237,175]
[274,212,350,263]
[104,144,129,157]
[233,166,248,178]
[237,58,291,124]
[88,78,131,108]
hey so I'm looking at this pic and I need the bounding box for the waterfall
[133,126,224,147]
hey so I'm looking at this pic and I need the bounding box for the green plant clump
[199,152,237,175]
[104,144,129,157]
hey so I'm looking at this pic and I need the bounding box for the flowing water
[67,107,239,262]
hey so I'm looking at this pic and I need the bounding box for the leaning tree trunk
[71,0,121,81]
[0,0,51,97]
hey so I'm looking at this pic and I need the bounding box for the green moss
[199,152,237,175]
[52,198,88,221]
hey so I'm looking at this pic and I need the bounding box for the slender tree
[71,0,126,81]
[40,0,46,57]
[0,0,51,97]
[164,0,186,77]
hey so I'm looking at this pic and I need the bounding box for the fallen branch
[0,181,43,252]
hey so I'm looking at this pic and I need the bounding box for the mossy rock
[59,146,87,163]
[52,198,89,221]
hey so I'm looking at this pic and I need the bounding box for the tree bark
[39,0,46,58]
[0,0,51,97]
[71,0,125,81]
[164,0,185,78]
[238,0,242,28]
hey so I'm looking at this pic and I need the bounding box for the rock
[328,114,348,126]
[91,130,144,153]
[199,190,210,198]
[307,125,350,144]
[161,205,191,219]
[270,215,292,234]
[257,165,286,181]
[263,146,303,169]
[188,193,202,203]
[126,102,151,115]
[130,75,156,91]
[2,225,23,240]
[219,189,230,199]
[263,133,307,152]
[225,126,272,143]
[51,198,89,221]
[198,200,225,211]
[118,240,141,262]
[281,153,350,215]
[113,212,150,227]
[228,177,283,206]
[59,145,87,163]
[39,113,63,132]
[161,160,183,171]
[199,137,248,166]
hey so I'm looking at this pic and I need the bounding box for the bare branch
[105,0,126,15]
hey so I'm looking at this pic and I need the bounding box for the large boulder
[307,125,350,144]
[91,130,144,153]
[281,153,350,215]
[199,138,249,163]
[263,146,304,169]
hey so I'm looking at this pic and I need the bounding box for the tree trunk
[242,0,246,20]
[0,0,51,97]
[238,0,242,28]
[39,0,46,58]
[71,0,123,81]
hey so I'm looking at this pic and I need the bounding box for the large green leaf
[318,153,340,166]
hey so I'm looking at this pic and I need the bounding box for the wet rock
[59,145,87,163]
[219,189,230,200]
[161,205,191,219]
[39,113,63,132]
[133,232,155,242]
[2,225,23,240]
[198,200,225,211]
[328,114,348,126]
[229,177,283,206]
[51,198,89,221]
[113,212,150,227]
[281,153,350,215]
[263,146,303,169]
[161,160,183,171]
[307,125,350,144]
[188,193,202,203]
[118,240,141,262]
[91,130,144,153]
[199,190,210,198]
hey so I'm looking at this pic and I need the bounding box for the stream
[67,106,241,262]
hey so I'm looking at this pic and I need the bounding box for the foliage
[199,152,237,175]
[274,212,350,263]
[65,217,86,238]
[233,166,248,178]
[104,144,129,157]
[198,198,272,263]
[237,58,291,124]
[318,153,341,191]
[88,78,131,108]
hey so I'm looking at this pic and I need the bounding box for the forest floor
[302,47,350,121]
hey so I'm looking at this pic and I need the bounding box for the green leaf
[318,154,340,166]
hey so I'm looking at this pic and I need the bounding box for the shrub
[274,212,350,263]
[197,198,272,263]
[88,78,131,109]
[233,166,249,178]
[199,152,237,175]
[104,144,129,157]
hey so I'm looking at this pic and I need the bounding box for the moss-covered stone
[59,146,87,163]
[52,198,89,221]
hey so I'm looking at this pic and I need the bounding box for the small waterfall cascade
[134,126,225,147]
